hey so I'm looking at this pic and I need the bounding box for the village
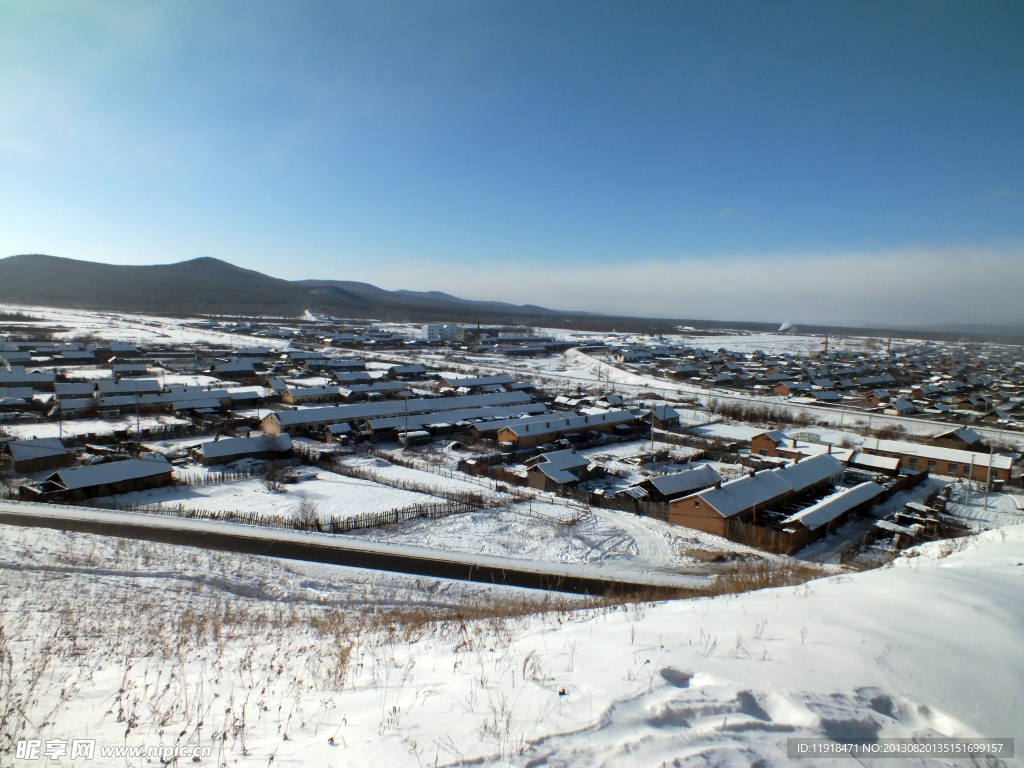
[2,306,1020,575]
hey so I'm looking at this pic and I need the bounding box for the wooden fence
[99,497,483,535]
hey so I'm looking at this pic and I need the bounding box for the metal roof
[200,434,291,459]
[267,391,533,427]
[49,456,172,491]
[647,465,722,497]
[781,481,883,530]
[6,438,69,462]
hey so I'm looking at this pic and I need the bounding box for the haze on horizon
[1,1,1021,328]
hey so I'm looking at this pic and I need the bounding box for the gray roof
[55,382,98,397]
[97,379,162,395]
[646,405,680,421]
[48,456,172,491]
[366,403,547,431]
[200,434,291,459]
[526,449,592,484]
[6,438,69,462]
[781,481,884,530]
[444,375,516,388]
[491,409,637,438]
[774,454,845,492]
[268,391,533,428]
[694,454,844,518]
[695,471,794,518]
[647,465,722,497]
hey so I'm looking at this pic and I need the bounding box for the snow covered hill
[1,522,1022,766]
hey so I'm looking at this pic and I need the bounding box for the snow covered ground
[1,415,191,441]
[1,517,1021,767]
[98,464,448,520]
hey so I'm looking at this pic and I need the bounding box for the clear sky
[1,1,1022,326]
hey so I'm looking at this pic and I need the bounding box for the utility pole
[135,393,141,451]
[965,454,974,506]
[983,445,994,509]
[650,406,655,454]
[403,393,409,453]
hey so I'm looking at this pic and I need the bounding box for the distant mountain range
[0,254,588,325]
[0,254,1020,343]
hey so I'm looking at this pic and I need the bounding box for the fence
[98,497,483,535]
[324,457,488,507]
[176,458,301,487]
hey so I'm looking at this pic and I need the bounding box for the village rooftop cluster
[1,309,1020,568]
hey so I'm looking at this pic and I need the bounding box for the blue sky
[1,1,1022,325]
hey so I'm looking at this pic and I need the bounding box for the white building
[421,324,460,342]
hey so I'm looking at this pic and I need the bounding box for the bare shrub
[294,494,321,531]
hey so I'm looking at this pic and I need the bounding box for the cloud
[350,245,1024,327]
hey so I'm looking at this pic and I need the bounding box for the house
[668,454,845,536]
[494,409,638,448]
[387,364,427,380]
[524,450,598,491]
[0,366,56,391]
[859,437,1012,482]
[643,405,681,429]
[96,379,162,396]
[441,375,516,390]
[55,382,97,399]
[774,381,811,396]
[210,359,258,378]
[931,427,983,450]
[884,398,918,415]
[2,438,74,473]
[35,456,173,500]
[862,389,891,407]
[812,391,844,403]
[194,434,292,466]
[750,430,789,457]
[282,386,344,405]
[261,392,533,435]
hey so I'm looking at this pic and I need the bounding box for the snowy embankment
[2,520,1022,767]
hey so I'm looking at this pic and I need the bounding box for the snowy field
[1,415,191,441]
[0,304,269,349]
[1,519,1022,766]
[99,464,447,519]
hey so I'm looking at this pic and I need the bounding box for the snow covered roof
[933,427,982,445]
[5,438,69,462]
[781,481,884,530]
[442,375,516,388]
[695,470,794,518]
[646,465,721,497]
[268,392,533,427]
[96,379,161,395]
[774,454,845,492]
[860,437,1013,470]
[55,382,98,397]
[365,403,547,431]
[754,430,788,444]
[526,449,591,472]
[849,452,901,472]
[693,454,844,518]
[200,434,292,459]
[526,450,592,484]
[48,456,172,491]
[645,405,680,421]
[494,409,636,438]
[285,386,342,398]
